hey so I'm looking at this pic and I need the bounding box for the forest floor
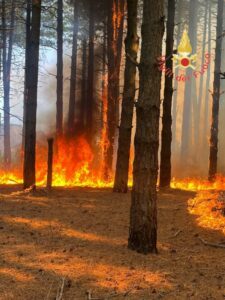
[0,186,225,300]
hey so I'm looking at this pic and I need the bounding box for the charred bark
[105,0,125,179]
[67,0,79,135]
[208,0,224,181]
[23,0,42,189]
[128,0,164,254]
[56,0,63,136]
[159,0,175,188]
[113,0,139,192]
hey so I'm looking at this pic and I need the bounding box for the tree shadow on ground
[0,186,225,299]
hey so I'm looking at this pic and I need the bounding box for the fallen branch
[172,229,182,238]
[198,237,225,249]
[56,278,65,300]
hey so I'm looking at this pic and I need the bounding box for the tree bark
[105,0,125,179]
[113,0,139,193]
[23,0,42,189]
[22,0,31,153]
[208,0,224,181]
[67,0,79,135]
[159,0,175,188]
[128,0,164,254]
[56,0,63,136]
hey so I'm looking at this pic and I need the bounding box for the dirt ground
[0,186,225,300]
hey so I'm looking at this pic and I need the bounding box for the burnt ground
[0,186,225,299]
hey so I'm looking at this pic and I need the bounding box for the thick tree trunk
[208,0,224,181]
[159,0,175,188]
[86,0,95,140]
[67,0,78,135]
[128,0,164,254]
[2,0,15,168]
[105,0,125,179]
[23,0,42,189]
[113,0,139,193]
[56,0,63,136]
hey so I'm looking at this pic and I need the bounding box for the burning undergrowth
[0,135,114,187]
[188,190,225,235]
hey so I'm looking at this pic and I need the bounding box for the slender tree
[22,0,31,152]
[113,0,139,193]
[128,0,164,254]
[202,0,211,157]
[105,0,125,179]
[2,0,15,168]
[67,0,79,135]
[86,0,95,140]
[159,0,175,188]
[208,0,224,181]
[196,1,208,148]
[56,0,63,136]
[23,0,42,189]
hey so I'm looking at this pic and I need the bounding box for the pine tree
[113,0,139,193]
[128,0,164,254]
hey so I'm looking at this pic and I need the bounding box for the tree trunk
[67,0,79,135]
[23,0,42,189]
[208,0,224,181]
[159,0,175,188]
[86,0,95,140]
[113,0,139,193]
[22,0,31,153]
[128,0,164,254]
[105,0,125,179]
[202,0,211,156]
[2,0,15,168]
[196,1,208,149]
[56,0,63,136]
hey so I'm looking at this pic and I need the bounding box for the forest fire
[171,176,225,192]
[0,136,114,187]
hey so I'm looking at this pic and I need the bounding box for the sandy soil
[0,185,225,299]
